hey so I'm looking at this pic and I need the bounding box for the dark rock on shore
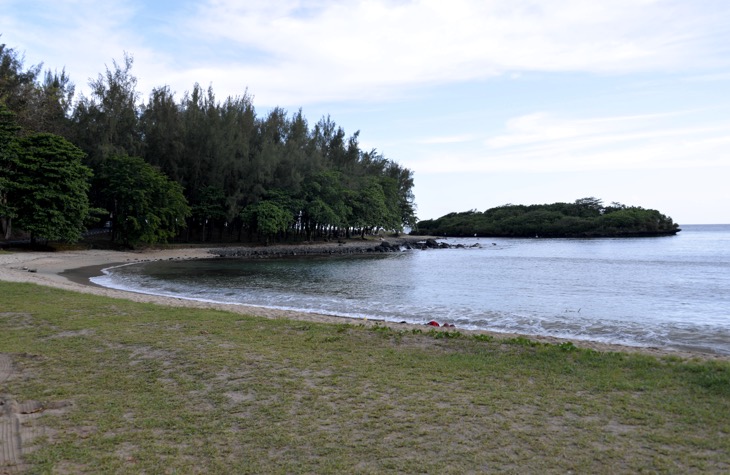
[370,241,402,252]
[212,236,482,259]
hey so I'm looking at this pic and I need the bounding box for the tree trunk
[1,217,10,240]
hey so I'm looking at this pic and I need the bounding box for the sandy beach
[1,244,725,360]
[0,245,377,325]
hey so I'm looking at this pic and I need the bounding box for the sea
[91,224,730,355]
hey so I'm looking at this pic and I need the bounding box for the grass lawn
[1,281,729,474]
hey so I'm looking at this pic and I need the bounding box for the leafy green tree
[261,188,304,239]
[100,155,190,246]
[351,177,392,237]
[302,170,350,239]
[241,200,292,244]
[11,133,92,243]
[304,198,339,235]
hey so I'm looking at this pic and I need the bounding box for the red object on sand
[426,321,440,327]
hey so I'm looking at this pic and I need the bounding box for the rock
[425,239,440,249]
[375,241,401,252]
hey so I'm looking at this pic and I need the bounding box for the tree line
[0,44,416,246]
[413,197,680,238]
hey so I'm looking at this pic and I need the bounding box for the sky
[2,0,730,224]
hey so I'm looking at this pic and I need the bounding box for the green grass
[1,281,729,474]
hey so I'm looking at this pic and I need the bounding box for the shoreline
[1,242,726,361]
[61,262,122,287]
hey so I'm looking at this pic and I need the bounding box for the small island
[412,197,680,238]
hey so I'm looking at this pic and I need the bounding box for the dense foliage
[1,104,93,243]
[12,133,92,243]
[100,155,190,245]
[0,44,416,245]
[0,104,20,239]
[414,197,680,237]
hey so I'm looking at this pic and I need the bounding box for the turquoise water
[93,225,730,354]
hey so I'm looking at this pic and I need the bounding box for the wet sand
[1,244,726,360]
[61,263,121,287]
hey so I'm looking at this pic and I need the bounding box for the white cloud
[486,112,679,148]
[173,0,730,104]
[409,110,730,174]
[0,0,164,95]
[3,0,729,104]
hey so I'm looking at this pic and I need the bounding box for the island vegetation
[0,44,416,247]
[413,197,680,238]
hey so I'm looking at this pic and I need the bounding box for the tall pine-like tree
[0,104,21,238]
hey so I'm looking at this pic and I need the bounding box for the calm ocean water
[92,224,730,354]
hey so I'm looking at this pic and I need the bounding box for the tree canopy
[0,43,417,245]
[0,103,21,238]
[413,198,680,238]
[100,155,190,246]
[4,130,92,243]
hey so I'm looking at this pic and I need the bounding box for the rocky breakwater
[407,238,483,251]
[213,237,482,259]
[375,238,483,252]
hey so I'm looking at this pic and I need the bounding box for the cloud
[0,0,164,93]
[409,110,730,174]
[485,112,678,148]
[173,0,730,104]
[3,0,729,104]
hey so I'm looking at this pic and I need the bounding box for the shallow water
[93,224,730,354]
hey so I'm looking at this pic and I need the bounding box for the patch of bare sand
[0,353,72,474]
[0,246,726,362]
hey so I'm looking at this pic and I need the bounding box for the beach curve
[1,244,726,361]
